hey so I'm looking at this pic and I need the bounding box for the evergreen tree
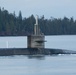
[0,8,76,36]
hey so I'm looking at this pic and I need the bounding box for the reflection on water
[27,53,61,60]
[27,55,45,60]
[0,55,76,75]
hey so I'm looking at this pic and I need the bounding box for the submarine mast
[34,15,41,35]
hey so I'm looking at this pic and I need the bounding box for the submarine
[0,15,76,56]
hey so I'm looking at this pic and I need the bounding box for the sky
[0,0,76,19]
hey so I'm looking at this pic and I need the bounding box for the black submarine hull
[0,48,76,56]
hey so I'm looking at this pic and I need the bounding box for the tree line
[0,8,76,36]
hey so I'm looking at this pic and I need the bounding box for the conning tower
[27,15,45,48]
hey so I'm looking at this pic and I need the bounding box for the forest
[0,8,76,36]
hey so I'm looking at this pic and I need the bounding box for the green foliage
[0,8,76,36]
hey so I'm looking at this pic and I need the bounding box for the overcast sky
[0,0,76,19]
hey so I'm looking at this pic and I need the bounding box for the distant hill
[0,8,76,36]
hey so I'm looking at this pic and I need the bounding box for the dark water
[0,55,76,75]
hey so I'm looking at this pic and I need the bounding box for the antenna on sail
[34,15,41,35]
[35,15,38,25]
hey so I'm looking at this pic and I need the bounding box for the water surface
[0,35,76,75]
[0,55,76,75]
[0,35,76,51]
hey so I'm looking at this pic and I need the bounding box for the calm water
[0,55,76,75]
[0,35,76,75]
[0,35,76,50]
